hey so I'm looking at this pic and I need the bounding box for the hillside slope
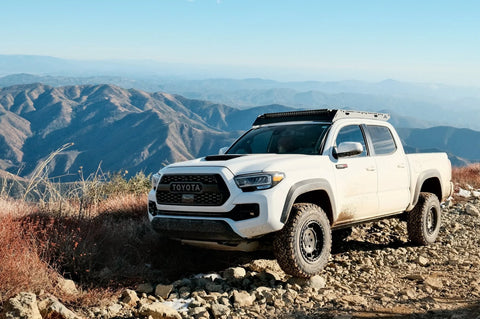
[0,83,478,180]
[0,84,245,180]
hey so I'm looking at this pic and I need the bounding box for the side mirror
[218,147,229,155]
[336,142,364,158]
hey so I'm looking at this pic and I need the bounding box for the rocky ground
[2,196,480,319]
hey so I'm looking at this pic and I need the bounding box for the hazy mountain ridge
[0,83,478,181]
[1,72,480,131]
[0,83,243,180]
[397,126,480,161]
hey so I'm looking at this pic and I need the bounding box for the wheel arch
[281,179,336,225]
[409,169,442,211]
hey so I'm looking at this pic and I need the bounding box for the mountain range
[0,83,479,181]
[0,83,294,180]
[1,68,480,131]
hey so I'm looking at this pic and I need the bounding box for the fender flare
[409,169,442,210]
[280,178,336,223]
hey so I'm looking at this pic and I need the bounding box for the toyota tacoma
[148,109,453,277]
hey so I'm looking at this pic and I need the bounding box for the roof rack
[252,109,390,126]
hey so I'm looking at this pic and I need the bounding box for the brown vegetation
[452,163,480,188]
[0,167,155,305]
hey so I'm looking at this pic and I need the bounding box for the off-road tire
[273,203,331,278]
[407,192,441,245]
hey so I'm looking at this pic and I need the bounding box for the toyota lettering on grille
[169,182,203,194]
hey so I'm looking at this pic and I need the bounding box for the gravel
[4,197,480,319]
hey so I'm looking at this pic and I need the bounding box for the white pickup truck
[148,109,453,277]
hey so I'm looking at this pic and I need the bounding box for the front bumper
[150,217,244,242]
[147,166,289,240]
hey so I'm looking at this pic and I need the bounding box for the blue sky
[1,0,479,85]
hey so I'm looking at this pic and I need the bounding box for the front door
[331,124,378,224]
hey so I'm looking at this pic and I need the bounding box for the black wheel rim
[426,206,438,234]
[300,220,324,262]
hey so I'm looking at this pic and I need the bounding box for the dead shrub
[452,163,480,188]
[0,213,54,300]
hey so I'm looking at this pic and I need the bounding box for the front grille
[160,174,218,184]
[156,174,230,206]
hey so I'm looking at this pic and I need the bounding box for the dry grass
[452,163,480,189]
[0,211,54,301]
[0,162,154,305]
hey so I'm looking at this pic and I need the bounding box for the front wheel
[273,203,331,278]
[407,192,441,245]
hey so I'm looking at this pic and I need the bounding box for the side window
[367,125,397,155]
[335,125,367,157]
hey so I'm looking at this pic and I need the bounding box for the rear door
[365,124,410,214]
[331,124,378,223]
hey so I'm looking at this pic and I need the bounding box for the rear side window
[367,125,396,155]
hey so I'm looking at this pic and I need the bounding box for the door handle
[366,167,376,171]
[397,163,406,168]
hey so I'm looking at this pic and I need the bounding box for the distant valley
[0,82,478,181]
[2,70,480,131]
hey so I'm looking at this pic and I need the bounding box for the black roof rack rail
[252,109,390,126]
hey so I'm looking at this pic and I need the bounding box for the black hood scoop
[204,154,246,161]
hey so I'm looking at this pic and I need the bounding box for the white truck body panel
[147,110,452,248]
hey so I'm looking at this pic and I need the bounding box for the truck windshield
[227,123,330,155]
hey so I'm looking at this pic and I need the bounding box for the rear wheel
[273,203,331,278]
[407,192,441,245]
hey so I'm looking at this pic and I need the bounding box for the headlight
[152,173,161,190]
[234,172,285,191]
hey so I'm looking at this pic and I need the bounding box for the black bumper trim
[151,218,244,242]
[149,202,259,221]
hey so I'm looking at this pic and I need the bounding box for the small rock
[223,267,246,281]
[108,303,123,316]
[155,284,173,299]
[424,276,443,290]
[288,275,326,290]
[309,275,327,290]
[38,295,81,319]
[3,292,42,319]
[417,255,429,267]
[232,290,255,307]
[405,288,416,299]
[465,203,480,217]
[211,303,231,318]
[56,277,79,295]
[245,259,283,275]
[189,306,208,317]
[136,283,154,294]
[122,289,139,307]
[138,302,181,319]
[458,188,471,198]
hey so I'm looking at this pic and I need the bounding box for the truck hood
[163,154,318,176]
